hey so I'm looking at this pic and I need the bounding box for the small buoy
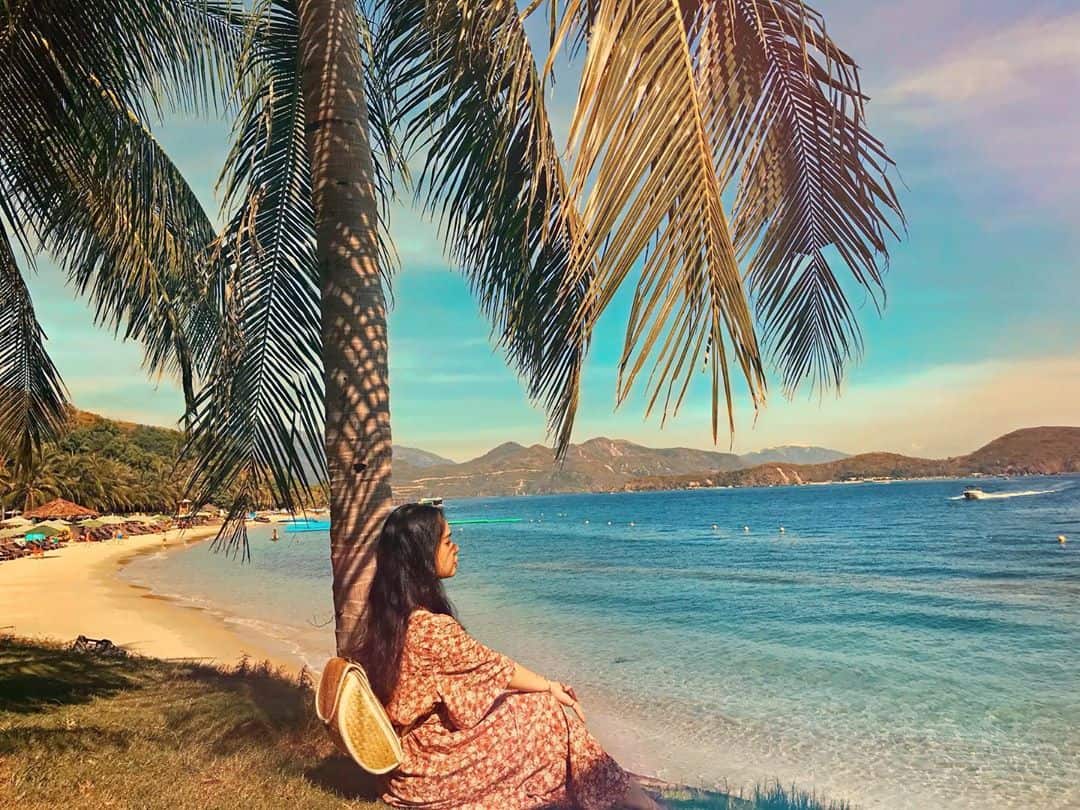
[1059,534,1067,545]
[584,519,589,524]
[779,526,786,533]
[743,526,749,533]
[629,521,635,527]
[712,523,718,530]
[607,520,612,525]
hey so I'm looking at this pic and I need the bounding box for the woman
[353,503,661,810]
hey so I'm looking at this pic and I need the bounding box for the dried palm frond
[691,0,903,393]
[550,0,766,440]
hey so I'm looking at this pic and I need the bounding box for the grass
[0,636,852,810]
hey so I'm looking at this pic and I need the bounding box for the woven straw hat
[316,657,404,774]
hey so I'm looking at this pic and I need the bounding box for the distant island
[393,427,1080,498]
[622,427,1080,492]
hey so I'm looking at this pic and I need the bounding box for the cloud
[719,355,1080,458]
[882,14,1080,110]
[878,12,1080,204]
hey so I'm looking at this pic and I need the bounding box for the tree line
[0,410,326,515]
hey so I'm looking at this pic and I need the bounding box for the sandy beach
[0,526,298,673]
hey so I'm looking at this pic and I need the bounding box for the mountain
[393,446,456,468]
[392,437,744,498]
[738,445,848,466]
[963,427,1080,473]
[625,427,1080,491]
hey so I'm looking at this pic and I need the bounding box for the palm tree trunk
[296,0,393,655]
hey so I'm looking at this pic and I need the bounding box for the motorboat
[962,487,987,500]
[419,497,444,508]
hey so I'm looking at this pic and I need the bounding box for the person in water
[354,503,661,810]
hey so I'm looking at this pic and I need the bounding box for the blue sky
[24,0,1080,461]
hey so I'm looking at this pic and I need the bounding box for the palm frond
[0,0,244,416]
[357,0,410,258]
[549,0,766,441]
[42,92,221,415]
[183,0,324,558]
[2,0,238,122]
[376,0,594,454]
[0,228,69,475]
[692,0,903,393]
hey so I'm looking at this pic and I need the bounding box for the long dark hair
[353,503,455,704]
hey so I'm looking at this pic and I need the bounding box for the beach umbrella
[79,518,106,528]
[0,526,28,540]
[98,515,129,526]
[32,520,72,534]
[23,498,99,521]
[131,515,159,524]
[1,516,33,527]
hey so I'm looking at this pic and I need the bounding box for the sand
[0,526,298,673]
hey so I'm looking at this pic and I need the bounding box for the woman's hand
[548,681,586,724]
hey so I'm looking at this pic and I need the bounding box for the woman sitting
[353,503,661,810]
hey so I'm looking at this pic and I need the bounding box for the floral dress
[381,609,631,810]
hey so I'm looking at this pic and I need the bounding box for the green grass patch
[656,782,853,810]
[0,636,853,809]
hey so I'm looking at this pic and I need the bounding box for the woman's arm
[507,661,552,693]
[508,662,586,722]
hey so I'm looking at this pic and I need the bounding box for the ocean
[121,477,1080,809]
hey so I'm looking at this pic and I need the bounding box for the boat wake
[948,487,1065,501]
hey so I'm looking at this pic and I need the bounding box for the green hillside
[1,409,188,514]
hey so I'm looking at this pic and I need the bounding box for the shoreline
[0,525,300,674]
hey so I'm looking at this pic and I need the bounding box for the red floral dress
[381,609,630,810]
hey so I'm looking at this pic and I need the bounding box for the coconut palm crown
[180,0,902,651]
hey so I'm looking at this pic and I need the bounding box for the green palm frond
[39,90,221,415]
[0,0,243,424]
[376,0,594,454]
[184,0,409,555]
[690,0,903,393]
[549,0,766,441]
[2,0,237,122]
[183,0,324,557]
[0,229,69,475]
[358,0,410,258]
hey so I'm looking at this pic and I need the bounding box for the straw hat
[316,658,403,774]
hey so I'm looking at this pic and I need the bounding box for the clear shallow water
[123,477,1080,809]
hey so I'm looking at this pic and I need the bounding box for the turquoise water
[123,477,1080,808]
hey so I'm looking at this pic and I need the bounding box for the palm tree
[183,0,902,653]
[0,1,237,477]
[10,447,66,512]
